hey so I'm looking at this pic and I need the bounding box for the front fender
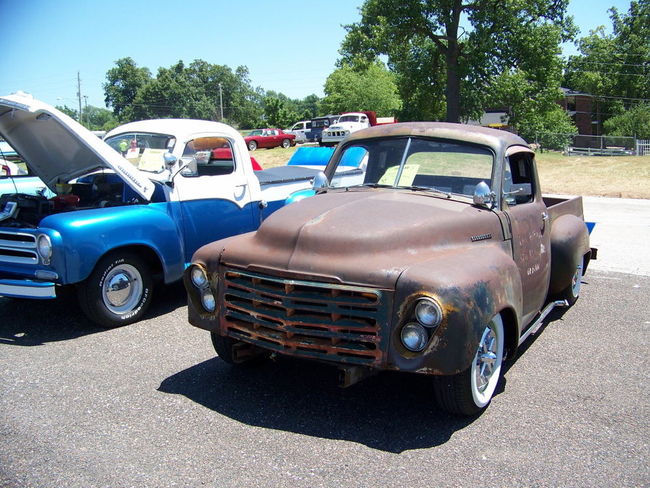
[40,203,183,284]
[388,242,522,375]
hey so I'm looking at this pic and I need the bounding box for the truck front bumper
[0,278,56,299]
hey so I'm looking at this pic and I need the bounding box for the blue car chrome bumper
[0,278,56,299]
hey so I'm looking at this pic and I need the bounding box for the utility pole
[77,71,82,124]
[83,95,89,126]
[218,83,224,121]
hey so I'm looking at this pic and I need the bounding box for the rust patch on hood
[221,189,504,288]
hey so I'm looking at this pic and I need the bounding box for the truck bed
[255,166,320,186]
[543,195,585,222]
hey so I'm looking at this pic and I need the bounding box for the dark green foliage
[103,58,321,129]
[320,61,401,116]
[340,0,575,123]
[604,103,650,139]
[564,0,650,132]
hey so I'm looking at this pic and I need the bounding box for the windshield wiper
[344,183,394,190]
[396,185,452,198]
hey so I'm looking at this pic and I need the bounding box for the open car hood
[0,93,154,201]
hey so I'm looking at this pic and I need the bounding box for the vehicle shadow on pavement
[0,281,188,346]
[158,355,475,453]
[0,291,103,346]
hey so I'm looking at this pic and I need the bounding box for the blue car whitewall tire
[77,251,153,328]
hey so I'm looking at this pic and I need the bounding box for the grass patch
[536,152,650,199]
[252,145,650,199]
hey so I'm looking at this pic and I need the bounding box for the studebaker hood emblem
[0,92,155,201]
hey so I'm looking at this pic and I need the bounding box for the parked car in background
[1,139,54,198]
[321,111,397,146]
[244,129,296,151]
[285,120,311,143]
[307,115,340,143]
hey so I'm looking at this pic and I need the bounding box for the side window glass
[182,137,235,177]
[504,154,535,205]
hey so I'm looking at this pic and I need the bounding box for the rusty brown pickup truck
[184,122,595,416]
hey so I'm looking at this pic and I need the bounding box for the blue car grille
[0,231,38,264]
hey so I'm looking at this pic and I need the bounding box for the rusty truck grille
[222,269,390,366]
[0,231,38,265]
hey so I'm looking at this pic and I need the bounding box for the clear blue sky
[0,0,633,111]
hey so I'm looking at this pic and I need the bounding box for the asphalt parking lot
[1,198,649,488]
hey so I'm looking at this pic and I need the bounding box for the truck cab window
[183,137,236,177]
[504,153,535,205]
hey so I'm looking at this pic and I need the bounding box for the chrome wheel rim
[102,264,143,315]
[571,265,583,298]
[471,316,504,408]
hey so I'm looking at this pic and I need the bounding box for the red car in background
[244,129,296,151]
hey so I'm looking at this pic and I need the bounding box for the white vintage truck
[0,93,319,327]
[321,111,396,146]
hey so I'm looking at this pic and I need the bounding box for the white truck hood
[0,93,155,201]
[329,122,361,131]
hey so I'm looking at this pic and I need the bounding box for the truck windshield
[105,132,175,173]
[339,115,360,123]
[337,137,494,197]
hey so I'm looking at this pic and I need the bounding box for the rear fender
[549,214,590,295]
[388,243,523,375]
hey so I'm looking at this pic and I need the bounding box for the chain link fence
[533,133,638,155]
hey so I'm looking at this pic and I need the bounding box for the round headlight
[401,322,428,352]
[190,265,208,289]
[37,234,52,264]
[201,289,216,312]
[415,298,442,328]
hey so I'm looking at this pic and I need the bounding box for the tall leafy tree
[82,106,119,131]
[103,57,151,121]
[341,0,575,122]
[264,97,298,128]
[564,0,650,129]
[104,59,265,128]
[603,103,650,138]
[320,61,401,115]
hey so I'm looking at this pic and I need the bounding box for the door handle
[542,212,549,232]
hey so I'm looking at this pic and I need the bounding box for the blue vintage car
[0,93,319,327]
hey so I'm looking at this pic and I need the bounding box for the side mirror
[473,181,496,209]
[311,171,329,190]
[180,158,198,177]
[163,152,177,168]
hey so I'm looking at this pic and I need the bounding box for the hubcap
[102,264,143,315]
[571,265,582,297]
[470,316,504,408]
[475,332,498,391]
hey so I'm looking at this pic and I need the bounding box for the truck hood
[218,189,503,288]
[0,93,154,200]
[328,122,362,131]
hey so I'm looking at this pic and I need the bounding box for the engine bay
[0,172,151,228]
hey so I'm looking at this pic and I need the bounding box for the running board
[518,299,569,346]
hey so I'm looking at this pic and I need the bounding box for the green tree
[104,59,265,128]
[263,97,298,128]
[103,57,151,121]
[82,106,119,131]
[320,61,401,115]
[564,0,649,125]
[55,105,78,120]
[298,94,321,120]
[341,0,575,122]
[603,103,650,138]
